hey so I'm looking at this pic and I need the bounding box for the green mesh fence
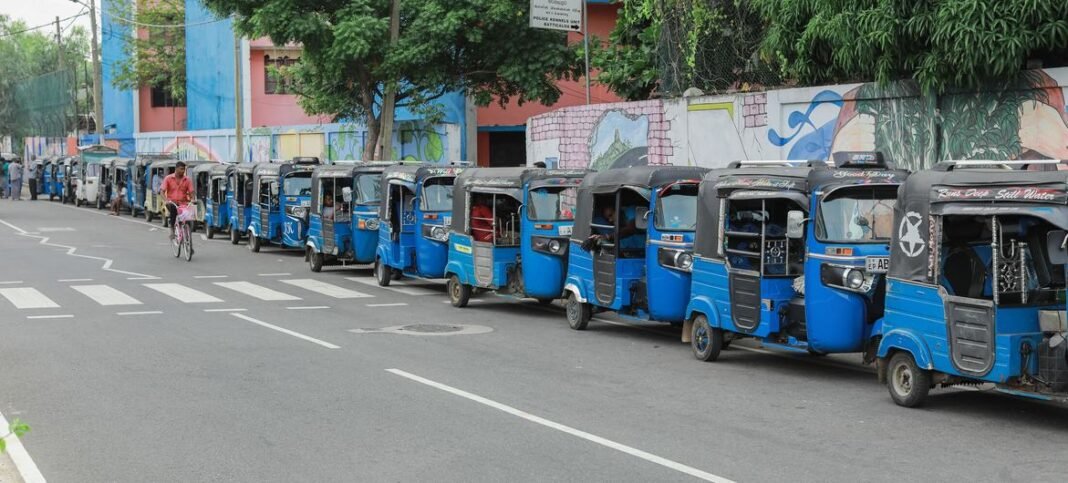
[14,69,74,138]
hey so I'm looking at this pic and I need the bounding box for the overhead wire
[0,12,88,38]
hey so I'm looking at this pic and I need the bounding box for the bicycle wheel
[184,223,194,261]
[172,223,182,258]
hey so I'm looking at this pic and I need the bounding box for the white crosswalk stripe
[71,284,142,306]
[281,279,373,299]
[143,283,223,303]
[0,288,60,309]
[214,281,301,301]
[347,277,440,296]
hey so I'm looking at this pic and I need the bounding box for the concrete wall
[185,0,236,131]
[528,68,1068,172]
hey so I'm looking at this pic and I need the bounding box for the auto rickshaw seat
[943,245,987,298]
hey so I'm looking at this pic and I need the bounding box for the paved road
[1,199,1067,482]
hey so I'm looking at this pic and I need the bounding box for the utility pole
[233,24,243,163]
[582,0,590,105]
[376,0,400,160]
[55,16,69,138]
[87,0,104,144]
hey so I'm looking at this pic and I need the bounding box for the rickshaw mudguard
[685,295,722,328]
[352,227,378,264]
[445,234,475,286]
[877,329,934,370]
[563,277,589,303]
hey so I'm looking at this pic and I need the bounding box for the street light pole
[73,0,105,145]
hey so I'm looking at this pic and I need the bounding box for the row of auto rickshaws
[64,151,1068,409]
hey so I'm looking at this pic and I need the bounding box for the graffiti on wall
[589,110,649,170]
[528,101,673,170]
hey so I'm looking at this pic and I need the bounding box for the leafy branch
[0,418,31,454]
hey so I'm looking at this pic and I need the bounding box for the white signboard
[530,0,582,32]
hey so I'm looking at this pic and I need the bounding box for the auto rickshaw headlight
[548,239,562,253]
[844,268,865,289]
[365,218,380,231]
[676,252,694,271]
[431,225,447,241]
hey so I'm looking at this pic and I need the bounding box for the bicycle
[171,202,196,261]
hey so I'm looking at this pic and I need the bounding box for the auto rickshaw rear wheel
[374,259,391,287]
[308,249,323,272]
[691,315,723,362]
[206,226,214,239]
[230,229,240,245]
[248,235,261,253]
[448,275,471,308]
[565,292,590,330]
[887,352,931,408]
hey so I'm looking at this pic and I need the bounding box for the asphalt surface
[1,198,1068,482]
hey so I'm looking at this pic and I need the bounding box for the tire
[230,228,240,245]
[887,352,931,408]
[184,225,194,262]
[96,198,102,210]
[146,211,154,223]
[248,235,261,253]
[207,226,214,239]
[75,198,82,207]
[565,292,591,330]
[448,275,471,308]
[308,249,323,272]
[374,259,392,287]
[691,315,724,362]
[172,226,182,258]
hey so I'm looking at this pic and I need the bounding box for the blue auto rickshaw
[203,164,233,239]
[109,157,134,214]
[563,165,709,330]
[306,162,391,272]
[375,164,465,286]
[228,163,257,244]
[684,153,908,361]
[247,157,320,252]
[133,154,176,218]
[875,160,1068,407]
[444,167,589,307]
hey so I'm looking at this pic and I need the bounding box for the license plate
[443,216,452,226]
[558,225,573,236]
[866,256,890,273]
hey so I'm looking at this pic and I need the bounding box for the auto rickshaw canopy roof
[521,168,590,190]
[572,165,709,241]
[889,160,1068,283]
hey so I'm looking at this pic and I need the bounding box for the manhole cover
[400,324,463,333]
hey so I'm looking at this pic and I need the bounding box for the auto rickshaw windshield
[817,185,897,243]
[421,177,454,211]
[283,174,313,196]
[355,173,382,204]
[655,183,698,231]
[528,186,577,221]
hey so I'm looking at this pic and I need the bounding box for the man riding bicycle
[160,161,194,239]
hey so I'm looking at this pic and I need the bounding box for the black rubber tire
[248,235,261,253]
[183,225,194,262]
[565,292,591,330]
[448,275,471,308]
[375,259,392,287]
[146,211,154,223]
[887,352,931,408]
[308,249,323,273]
[96,198,102,210]
[230,228,240,245]
[691,315,724,362]
[75,198,82,207]
[206,226,214,239]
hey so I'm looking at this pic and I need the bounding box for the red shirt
[471,205,494,242]
[161,173,193,203]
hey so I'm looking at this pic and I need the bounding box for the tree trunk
[362,110,380,161]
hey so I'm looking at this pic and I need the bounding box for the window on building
[150,84,185,108]
[265,55,298,95]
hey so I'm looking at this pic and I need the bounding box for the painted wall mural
[528,67,1068,172]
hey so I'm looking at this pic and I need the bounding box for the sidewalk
[0,451,23,483]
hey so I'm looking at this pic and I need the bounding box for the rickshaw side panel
[352,207,380,263]
[519,227,569,299]
[645,230,694,323]
[565,241,595,303]
[445,234,475,285]
[687,257,729,327]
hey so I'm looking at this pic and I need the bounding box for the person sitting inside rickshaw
[322,192,335,221]
[471,200,494,242]
[110,180,126,216]
[584,204,643,252]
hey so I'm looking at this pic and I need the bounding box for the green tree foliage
[593,0,774,101]
[111,0,187,106]
[0,418,31,453]
[753,0,1068,93]
[0,15,91,139]
[204,0,580,160]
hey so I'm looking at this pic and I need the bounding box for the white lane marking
[0,218,159,279]
[38,227,74,232]
[387,369,733,483]
[71,284,142,306]
[281,279,373,299]
[58,278,93,282]
[199,234,208,241]
[0,281,25,285]
[27,314,74,319]
[194,275,228,279]
[347,277,440,296]
[0,408,46,483]
[367,303,408,307]
[257,273,291,276]
[230,313,340,349]
[117,311,163,316]
[0,288,60,309]
[143,283,223,303]
[214,281,301,301]
[285,306,330,310]
[204,308,247,313]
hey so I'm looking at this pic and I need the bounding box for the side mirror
[1048,230,1068,265]
[787,210,806,239]
[342,187,353,203]
[635,206,649,230]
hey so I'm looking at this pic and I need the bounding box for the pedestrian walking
[0,159,7,199]
[9,160,23,200]
[28,159,38,200]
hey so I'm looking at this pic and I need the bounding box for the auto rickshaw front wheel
[691,315,723,362]
[230,228,240,245]
[565,293,590,330]
[206,226,214,239]
[248,236,261,253]
[308,249,323,273]
[447,275,471,308]
[374,259,391,287]
[887,352,931,408]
